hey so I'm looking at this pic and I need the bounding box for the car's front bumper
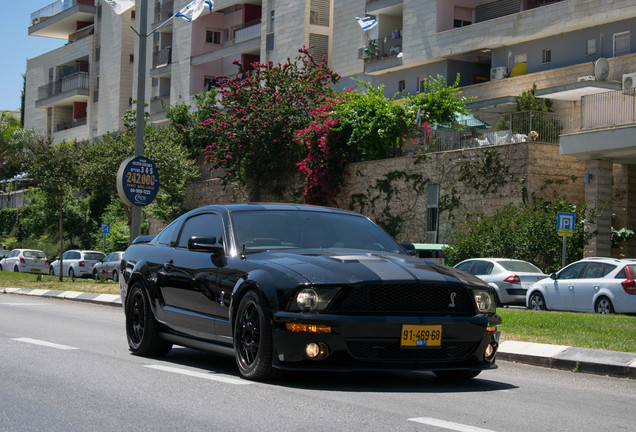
[271,312,500,372]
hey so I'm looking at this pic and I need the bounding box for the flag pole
[130,0,148,242]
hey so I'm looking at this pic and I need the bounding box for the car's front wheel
[595,296,614,314]
[234,290,277,381]
[49,266,55,276]
[433,369,481,380]
[125,282,172,356]
[528,292,547,311]
[112,270,119,283]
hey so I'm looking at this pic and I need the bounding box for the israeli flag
[104,0,135,15]
[176,0,215,22]
[355,16,377,31]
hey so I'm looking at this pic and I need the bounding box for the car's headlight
[472,289,496,313]
[291,287,341,313]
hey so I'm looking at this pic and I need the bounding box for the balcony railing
[580,89,636,130]
[235,20,261,44]
[38,72,90,101]
[153,47,172,68]
[475,0,564,23]
[359,32,403,62]
[55,116,87,132]
[421,111,565,153]
[31,0,94,25]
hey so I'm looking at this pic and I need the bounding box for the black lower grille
[346,339,478,362]
[332,284,474,315]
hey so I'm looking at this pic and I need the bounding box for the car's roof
[194,203,361,216]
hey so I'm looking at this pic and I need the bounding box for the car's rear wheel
[0,264,3,271]
[234,290,277,381]
[68,267,75,278]
[595,296,614,314]
[125,282,172,356]
[14,266,19,272]
[528,292,547,311]
[49,267,54,276]
[433,369,481,380]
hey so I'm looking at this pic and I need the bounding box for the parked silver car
[49,250,106,278]
[526,257,636,314]
[0,249,49,274]
[92,251,124,281]
[454,258,546,306]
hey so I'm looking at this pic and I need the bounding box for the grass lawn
[2,271,635,353]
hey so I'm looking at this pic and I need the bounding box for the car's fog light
[305,342,329,360]
[484,343,497,360]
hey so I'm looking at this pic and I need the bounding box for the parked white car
[49,249,106,278]
[92,251,124,281]
[526,257,636,314]
[454,258,546,306]
[0,249,49,274]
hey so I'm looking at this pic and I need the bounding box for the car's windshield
[84,253,105,261]
[498,260,542,273]
[231,210,404,254]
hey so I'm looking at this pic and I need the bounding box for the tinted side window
[154,219,181,246]
[580,262,605,279]
[471,261,494,275]
[559,263,585,279]
[70,252,81,260]
[177,213,224,248]
[455,261,473,272]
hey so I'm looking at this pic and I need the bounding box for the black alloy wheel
[528,292,547,311]
[234,290,277,381]
[125,282,172,356]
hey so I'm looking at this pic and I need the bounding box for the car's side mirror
[188,236,226,267]
[550,273,557,280]
[400,242,417,256]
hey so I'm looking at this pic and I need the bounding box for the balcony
[153,0,174,32]
[36,72,90,108]
[192,21,261,67]
[153,47,172,69]
[235,20,261,44]
[360,34,403,74]
[475,0,564,23]
[560,88,636,163]
[29,0,96,40]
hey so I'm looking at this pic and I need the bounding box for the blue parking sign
[557,212,575,237]
[101,223,111,234]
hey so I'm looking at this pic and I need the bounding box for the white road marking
[409,417,497,432]
[12,337,79,350]
[143,365,252,385]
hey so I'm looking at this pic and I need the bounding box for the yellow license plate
[400,325,442,347]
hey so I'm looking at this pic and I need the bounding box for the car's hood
[247,250,486,287]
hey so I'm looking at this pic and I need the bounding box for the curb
[3,287,635,379]
[1,287,122,307]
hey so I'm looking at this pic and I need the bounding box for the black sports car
[120,204,501,381]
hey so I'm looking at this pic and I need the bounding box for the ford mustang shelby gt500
[120,204,501,381]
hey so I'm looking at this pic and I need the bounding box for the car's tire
[528,291,547,311]
[112,270,119,283]
[93,270,98,280]
[14,266,19,272]
[49,266,55,276]
[234,290,277,381]
[433,369,481,380]
[595,296,614,314]
[68,267,75,278]
[125,282,172,356]
[493,290,503,308]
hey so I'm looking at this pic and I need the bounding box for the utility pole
[130,0,147,242]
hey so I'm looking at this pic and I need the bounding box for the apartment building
[23,0,636,255]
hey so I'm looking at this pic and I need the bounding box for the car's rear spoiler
[132,235,156,244]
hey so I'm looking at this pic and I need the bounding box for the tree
[201,47,341,200]
[26,139,80,281]
[1,111,40,179]
[444,198,597,273]
[165,89,219,158]
[77,109,199,228]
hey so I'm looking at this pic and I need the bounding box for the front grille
[331,284,474,315]
[346,339,478,362]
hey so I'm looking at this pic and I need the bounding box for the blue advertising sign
[557,212,576,237]
[116,156,159,207]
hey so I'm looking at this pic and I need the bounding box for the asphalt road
[1,295,634,432]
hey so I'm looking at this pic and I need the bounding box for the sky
[1,1,66,111]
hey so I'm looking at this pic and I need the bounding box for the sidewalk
[3,287,635,379]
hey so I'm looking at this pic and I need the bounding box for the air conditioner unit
[490,66,507,81]
[622,73,636,90]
